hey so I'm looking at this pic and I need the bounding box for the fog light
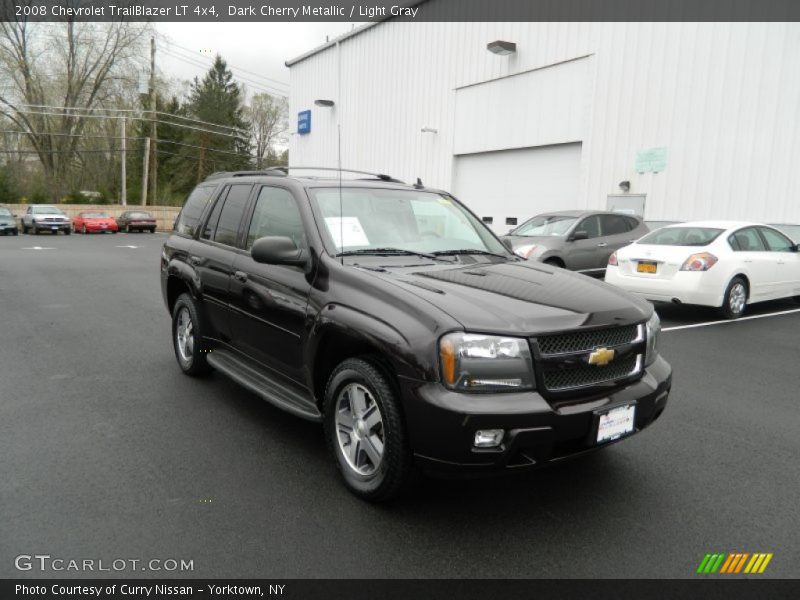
[474,429,504,448]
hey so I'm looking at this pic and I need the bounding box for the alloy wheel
[729,282,746,314]
[335,383,385,476]
[175,307,194,363]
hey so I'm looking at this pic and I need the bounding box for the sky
[155,22,362,100]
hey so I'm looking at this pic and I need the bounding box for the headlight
[644,312,660,366]
[514,244,538,259]
[439,333,534,392]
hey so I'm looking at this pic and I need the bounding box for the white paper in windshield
[324,217,370,248]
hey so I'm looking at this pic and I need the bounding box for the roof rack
[204,166,404,184]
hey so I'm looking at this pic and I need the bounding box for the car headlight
[439,333,534,392]
[514,244,538,259]
[644,311,660,366]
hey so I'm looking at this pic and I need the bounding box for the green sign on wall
[635,147,668,173]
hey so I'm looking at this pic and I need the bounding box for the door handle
[596,242,608,247]
[234,271,248,283]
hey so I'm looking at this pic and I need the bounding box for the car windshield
[309,187,509,257]
[639,226,724,246]
[511,215,577,236]
[83,212,108,218]
[0,208,11,217]
[33,206,63,214]
[771,224,800,242]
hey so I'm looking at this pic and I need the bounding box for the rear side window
[640,227,723,246]
[213,184,252,247]
[729,227,766,252]
[246,186,306,250]
[175,185,214,236]
[600,214,631,235]
[624,216,641,230]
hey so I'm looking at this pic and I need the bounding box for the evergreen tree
[173,56,251,189]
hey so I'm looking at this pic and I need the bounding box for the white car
[604,221,800,319]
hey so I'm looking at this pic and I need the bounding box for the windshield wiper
[432,249,512,260]
[336,248,452,261]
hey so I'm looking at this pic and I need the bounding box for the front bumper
[401,355,671,473]
[0,224,17,233]
[33,221,70,230]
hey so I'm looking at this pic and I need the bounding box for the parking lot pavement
[1,233,799,579]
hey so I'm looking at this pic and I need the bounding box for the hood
[501,235,566,249]
[359,260,652,335]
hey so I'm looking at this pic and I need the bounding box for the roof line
[285,0,430,67]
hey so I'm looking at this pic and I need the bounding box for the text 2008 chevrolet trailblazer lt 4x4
[160,168,671,501]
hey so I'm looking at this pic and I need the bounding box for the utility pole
[140,137,150,206]
[147,35,158,205]
[120,117,127,206]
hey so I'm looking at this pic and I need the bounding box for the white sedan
[604,221,800,318]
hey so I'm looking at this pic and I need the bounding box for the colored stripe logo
[696,552,773,574]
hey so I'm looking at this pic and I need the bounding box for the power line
[2,107,249,140]
[160,48,288,97]
[155,33,290,89]
[6,103,249,135]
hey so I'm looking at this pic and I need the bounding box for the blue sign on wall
[298,110,311,135]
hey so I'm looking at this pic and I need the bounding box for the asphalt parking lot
[1,232,799,579]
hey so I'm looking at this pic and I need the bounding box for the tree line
[0,21,288,206]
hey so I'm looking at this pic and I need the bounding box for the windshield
[0,208,11,217]
[309,188,508,257]
[511,215,577,237]
[33,206,63,215]
[639,227,724,246]
[82,212,109,218]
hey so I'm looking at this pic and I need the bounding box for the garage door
[452,143,582,234]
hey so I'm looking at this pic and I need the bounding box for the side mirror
[251,236,306,266]
[570,230,589,241]
[791,243,799,252]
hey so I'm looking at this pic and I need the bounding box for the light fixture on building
[420,127,438,134]
[314,99,335,107]
[619,180,631,193]
[487,40,517,55]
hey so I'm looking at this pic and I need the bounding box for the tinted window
[576,215,601,239]
[640,227,724,246]
[175,185,215,236]
[246,187,306,250]
[200,188,227,240]
[729,228,766,251]
[625,216,641,230]
[601,214,631,235]
[759,227,794,252]
[213,185,252,247]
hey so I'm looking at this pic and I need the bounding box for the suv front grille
[542,355,641,391]
[533,324,645,393]
[537,324,639,355]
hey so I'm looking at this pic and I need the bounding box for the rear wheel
[721,277,748,319]
[323,357,415,502]
[171,293,212,376]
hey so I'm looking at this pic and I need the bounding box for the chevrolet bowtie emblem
[588,347,615,366]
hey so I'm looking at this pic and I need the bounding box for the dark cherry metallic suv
[160,168,672,501]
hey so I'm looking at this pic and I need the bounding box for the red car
[73,211,119,234]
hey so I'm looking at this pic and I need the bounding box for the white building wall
[289,16,800,225]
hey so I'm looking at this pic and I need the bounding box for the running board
[207,349,322,422]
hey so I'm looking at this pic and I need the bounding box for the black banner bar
[3,579,800,600]
[2,0,800,23]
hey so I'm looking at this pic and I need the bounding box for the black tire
[82,225,87,235]
[721,276,748,319]
[149,228,156,234]
[12,230,18,236]
[64,229,70,236]
[323,357,415,502]
[171,293,212,376]
[21,223,28,234]
[544,257,565,268]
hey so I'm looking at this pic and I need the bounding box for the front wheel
[721,277,748,319]
[323,357,415,502]
[171,293,212,376]
[64,229,70,236]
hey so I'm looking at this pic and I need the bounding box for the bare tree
[0,19,148,200]
[247,93,288,169]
